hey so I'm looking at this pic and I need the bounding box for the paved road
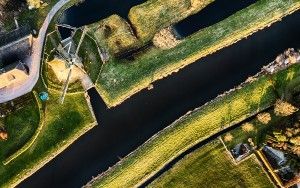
[0,0,70,103]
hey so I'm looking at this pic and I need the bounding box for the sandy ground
[48,58,94,91]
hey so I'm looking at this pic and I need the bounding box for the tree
[274,99,298,116]
[27,0,40,9]
[257,112,271,124]
[0,129,8,140]
[224,133,233,142]
[242,122,254,133]
[267,123,300,157]
[290,136,300,146]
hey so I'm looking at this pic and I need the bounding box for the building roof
[0,26,32,68]
[0,61,29,89]
[263,146,287,167]
[0,26,31,48]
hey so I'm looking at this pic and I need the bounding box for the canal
[20,0,300,187]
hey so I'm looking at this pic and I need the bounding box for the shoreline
[95,1,300,108]
[85,50,300,187]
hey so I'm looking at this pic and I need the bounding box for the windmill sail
[59,65,73,104]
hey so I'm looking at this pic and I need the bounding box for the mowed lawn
[0,89,96,187]
[0,99,40,161]
[149,141,274,188]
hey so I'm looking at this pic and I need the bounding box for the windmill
[56,27,87,104]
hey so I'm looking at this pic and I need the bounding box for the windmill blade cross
[59,65,73,104]
[75,26,87,56]
[57,44,71,61]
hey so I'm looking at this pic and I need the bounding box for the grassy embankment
[88,15,142,56]
[95,0,300,108]
[17,0,80,32]
[87,0,213,56]
[148,140,274,188]
[19,0,59,31]
[87,62,300,188]
[2,0,70,31]
[0,89,96,188]
[128,0,215,43]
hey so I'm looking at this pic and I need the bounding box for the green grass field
[3,0,63,32]
[0,97,40,161]
[0,90,96,188]
[95,0,300,107]
[87,64,300,188]
[148,140,273,188]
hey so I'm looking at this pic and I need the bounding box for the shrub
[224,133,233,142]
[242,122,255,133]
[274,100,298,116]
[26,0,40,9]
[152,27,181,49]
[256,112,271,124]
[0,130,8,141]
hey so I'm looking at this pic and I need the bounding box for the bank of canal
[174,0,257,37]
[20,2,300,188]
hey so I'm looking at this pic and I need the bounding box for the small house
[262,146,287,167]
[231,143,251,161]
[0,61,29,90]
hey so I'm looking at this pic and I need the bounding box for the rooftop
[0,61,29,89]
[0,26,31,48]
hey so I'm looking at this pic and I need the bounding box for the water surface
[19,1,300,187]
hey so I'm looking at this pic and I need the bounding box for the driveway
[0,0,71,103]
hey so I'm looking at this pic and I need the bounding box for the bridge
[56,24,77,30]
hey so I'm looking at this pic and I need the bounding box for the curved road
[0,0,71,103]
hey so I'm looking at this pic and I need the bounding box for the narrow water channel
[57,26,73,40]
[174,0,257,37]
[19,10,300,187]
[58,0,256,37]
[58,0,145,27]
